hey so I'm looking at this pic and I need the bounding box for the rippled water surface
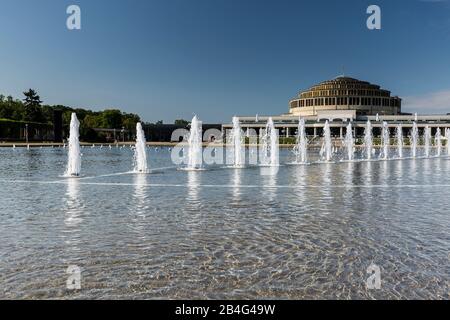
[0,147,449,299]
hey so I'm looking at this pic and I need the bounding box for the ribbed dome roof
[308,76,380,91]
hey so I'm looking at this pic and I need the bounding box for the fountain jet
[364,120,373,160]
[380,121,390,160]
[435,128,442,157]
[66,113,81,177]
[320,120,333,162]
[134,122,149,173]
[260,117,279,166]
[411,122,419,158]
[424,126,431,158]
[187,115,203,169]
[229,117,245,167]
[344,122,354,161]
[294,117,308,163]
[446,128,450,156]
[395,124,403,159]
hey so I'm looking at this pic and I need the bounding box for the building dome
[289,76,401,116]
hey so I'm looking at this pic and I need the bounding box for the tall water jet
[446,128,450,156]
[320,120,332,162]
[364,120,373,160]
[229,116,245,167]
[133,122,149,173]
[395,123,403,159]
[66,113,81,177]
[187,115,203,169]
[411,122,419,158]
[260,117,279,166]
[424,126,431,158]
[344,122,354,161]
[435,128,442,157]
[380,121,390,160]
[294,117,308,163]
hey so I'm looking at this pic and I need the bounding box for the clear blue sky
[1,0,450,123]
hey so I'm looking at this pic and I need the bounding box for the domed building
[222,75,450,139]
[288,76,401,116]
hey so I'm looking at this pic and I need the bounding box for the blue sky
[1,0,450,122]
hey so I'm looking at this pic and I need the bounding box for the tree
[174,119,188,126]
[101,109,123,128]
[23,89,42,107]
[23,89,43,122]
[122,117,138,131]
[83,114,102,128]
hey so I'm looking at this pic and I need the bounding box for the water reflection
[394,158,404,181]
[231,168,242,202]
[65,178,83,228]
[290,164,308,210]
[133,174,148,220]
[380,159,389,185]
[410,158,418,183]
[293,164,307,187]
[260,166,278,202]
[342,162,354,205]
[63,178,85,256]
[365,160,373,186]
[319,163,332,214]
[423,158,432,185]
[185,171,204,243]
[187,171,200,203]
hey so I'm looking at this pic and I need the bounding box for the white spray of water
[380,121,390,160]
[187,115,203,169]
[230,116,245,167]
[320,120,332,162]
[294,117,308,163]
[66,113,81,177]
[364,120,373,160]
[344,122,354,161]
[424,126,431,158]
[260,117,279,166]
[446,128,450,156]
[395,123,403,159]
[411,122,419,158]
[134,122,148,173]
[435,128,442,157]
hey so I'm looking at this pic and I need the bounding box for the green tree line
[0,89,141,141]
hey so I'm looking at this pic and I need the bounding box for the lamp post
[121,126,125,143]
